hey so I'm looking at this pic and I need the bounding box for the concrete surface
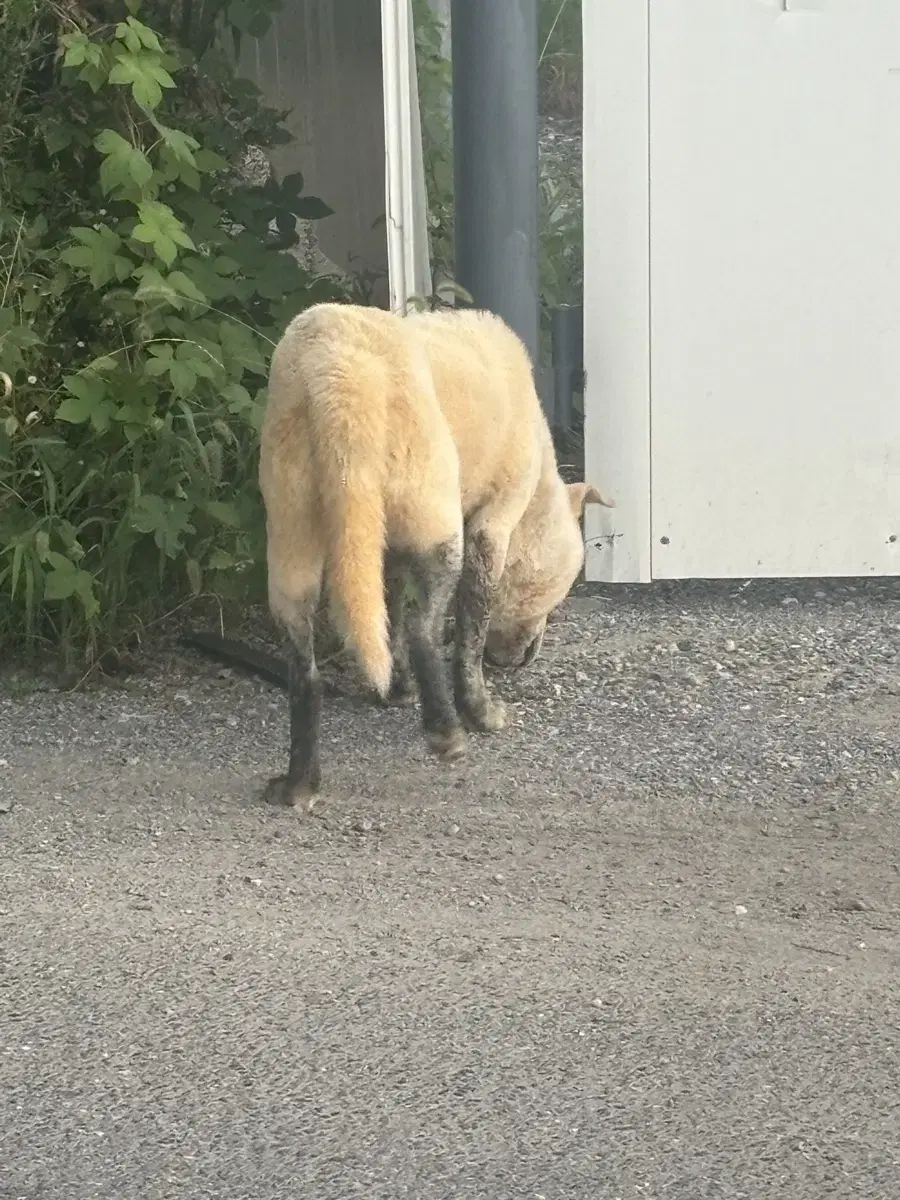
[1,579,899,1199]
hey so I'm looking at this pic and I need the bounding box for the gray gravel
[2,578,899,1199]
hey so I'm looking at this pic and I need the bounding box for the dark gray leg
[405,539,466,759]
[383,550,416,707]
[453,528,507,732]
[264,605,323,809]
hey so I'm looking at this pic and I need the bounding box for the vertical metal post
[451,0,540,365]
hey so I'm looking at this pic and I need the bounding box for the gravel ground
[2,578,899,1199]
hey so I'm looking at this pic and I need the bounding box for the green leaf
[244,387,267,431]
[222,382,252,414]
[43,564,78,602]
[54,398,91,426]
[130,494,195,557]
[207,549,236,571]
[154,122,199,164]
[43,120,74,155]
[60,226,129,289]
[144,341,213,394]
[292,196,334,220]
[178,257,233,303]
[281,170,305,196]
[42,552,98,615]
[166,155,201,192]
[227,0,276,37]
[144,344,173,375]
[45,552,70,572]
[204,500,241,528]
[194,149,230,175]
[108,49,176,110]
[61,34,90,69]
[112,396,154,429]
[175,340,218,379]
[57,374,117,433]
[253,252,305,301]
[74,571,100,619]
[60,34,108,91]
[218,319,268,376]
[167,271,208,305]
[115,17,162,54]
[9,541,24,599]
[94,129,153,195]
[168,360,197,396]
[130,16,161,50]
[57,374,104,422]
[115,20,142,53]
[85,355,121,374]
[94,127,132,156]
[131,201,195,266]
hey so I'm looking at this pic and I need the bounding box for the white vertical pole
[381,0,432,314]
[582,0,653,582]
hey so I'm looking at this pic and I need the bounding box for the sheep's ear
[567,482,615,519]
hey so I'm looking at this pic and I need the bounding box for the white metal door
[583,0,900,580]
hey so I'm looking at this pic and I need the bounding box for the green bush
[539,0,581,58]
[0,0,346,666]
[411,0,453,294]
[538,0,582,117]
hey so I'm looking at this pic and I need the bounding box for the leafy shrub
[0,0,346,665]
[411,0,454,295]
[538,0,582,117]
[538,167,583,321]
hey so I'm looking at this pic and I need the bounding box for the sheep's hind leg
[264,588,323,810]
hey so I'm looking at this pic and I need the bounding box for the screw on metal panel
[889,534,897,544]
[660,536,670,545]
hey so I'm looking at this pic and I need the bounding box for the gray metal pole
[451,0,540,365]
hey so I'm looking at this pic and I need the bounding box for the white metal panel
[240,2,391,302]
[649,0,900,577]
[582,0,652,582]
[381,0,432,313]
